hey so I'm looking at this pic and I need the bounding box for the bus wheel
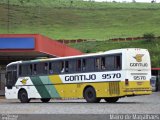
[41,98,51,103]
[84,87,101,103]
[18,89,30,103]
[104,97,119,103]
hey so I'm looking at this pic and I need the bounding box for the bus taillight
[125,79,129,86]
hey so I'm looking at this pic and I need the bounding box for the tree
[143,33,155,42]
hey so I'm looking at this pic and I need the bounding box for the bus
[5,48,152,103]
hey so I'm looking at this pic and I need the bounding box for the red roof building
[0,34,83,95]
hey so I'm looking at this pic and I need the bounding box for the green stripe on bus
[40,76,60,98]
[30,76,51,98]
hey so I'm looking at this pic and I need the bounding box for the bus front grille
[109,82,120,95]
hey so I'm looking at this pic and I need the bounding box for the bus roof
[7,48,148,66]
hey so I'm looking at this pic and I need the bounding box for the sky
[88,0,160,2]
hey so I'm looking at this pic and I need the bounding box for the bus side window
[33,64,37,75]
[101,57,106,70]
[44,63,48,74]
[37,62,48,75]
[30,64,33,75]
[115,55,121,70]
[68,60,76,73]
[76,59,81,72]
[65,61,69,72]
[49,62,53,74]
[82,59,86,71]
[20,64,30,76]
[52,61,60,74]
[105,56,114,70]
[26,64,31,75]
[60,61,64,73]
[19,65,22,76]
[95,58,101,71]
[86,57,94,72]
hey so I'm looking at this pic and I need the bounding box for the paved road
[0,92,160,114]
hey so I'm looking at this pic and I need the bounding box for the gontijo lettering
[65,74,96,81]
[130,63,148,67]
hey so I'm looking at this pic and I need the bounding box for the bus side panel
[49,75,81,98]
[15,77,42,99]
[83,82,124,98]
[53,82,124,98]
[61,82,125,98]
[5,85,42,99]
[13,74,151,100]
[49,75,125,98]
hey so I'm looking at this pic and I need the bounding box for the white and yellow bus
[5,48,152,103]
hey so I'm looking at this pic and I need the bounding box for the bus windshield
[6,64,17,89]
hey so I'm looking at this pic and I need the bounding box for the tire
[18,89,30,103]
[41,98,51,103]
[104,97,119,103]
[84,87,101,103]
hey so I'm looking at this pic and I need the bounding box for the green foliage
[0,2,160,40]
[143,33,155,42]
[69,39,160,67]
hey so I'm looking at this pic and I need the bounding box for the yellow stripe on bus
[48,75,64,97]
[49,75,62,84]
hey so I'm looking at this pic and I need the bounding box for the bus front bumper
[5,87,18,99]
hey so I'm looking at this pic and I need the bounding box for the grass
[0,1,160,40]
[70,39,160,67]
